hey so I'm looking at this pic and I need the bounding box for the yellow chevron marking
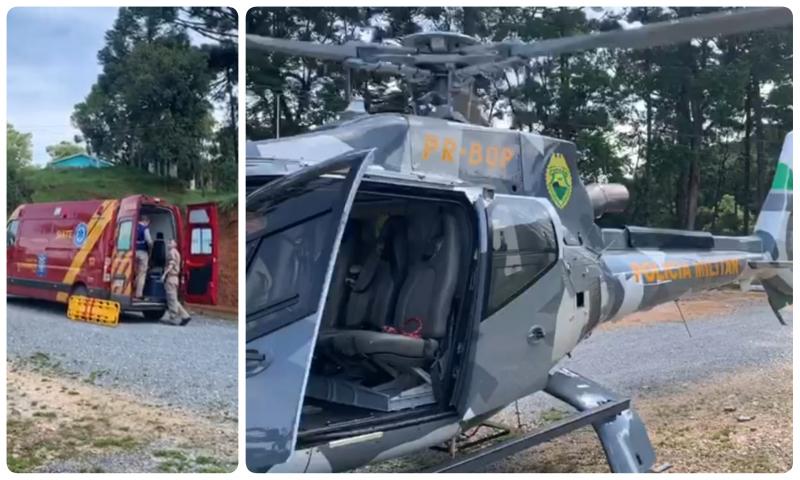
[62,200,119,287]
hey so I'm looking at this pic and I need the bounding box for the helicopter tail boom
[599,133,793,324]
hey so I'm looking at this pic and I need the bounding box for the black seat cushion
[317,330,438,369]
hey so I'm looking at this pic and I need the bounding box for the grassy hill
[24,166,236,210]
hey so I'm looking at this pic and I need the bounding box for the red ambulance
[7,195,219,319]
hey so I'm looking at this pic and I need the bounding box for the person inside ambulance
[161,238,192,326]
[134,215,154,299]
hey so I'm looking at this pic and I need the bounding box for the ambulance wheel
[143,309,166,321]
[70,284,89,300]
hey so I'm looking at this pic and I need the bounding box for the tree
[72,7,234,190]
[245,7,792,234]
[46,141,86,161]
[7,124,34,212]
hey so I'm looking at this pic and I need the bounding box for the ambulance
[7,195,219,319]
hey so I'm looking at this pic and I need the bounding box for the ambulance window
[7,220,19,246]
[191,227,213,254]
[117,221,133,251]
[486,198,558,316]
[189,209,210,224]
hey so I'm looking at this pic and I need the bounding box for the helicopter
[244,7,793,473]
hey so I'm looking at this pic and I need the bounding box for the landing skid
[430,421,512,456]
[426,368,656,473]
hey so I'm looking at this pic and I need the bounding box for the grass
[153,450,233,473]
[85,369,110,385]
[91,436,138,450]
[22,166,236,210]
[32,411,57,419]
[539,408,569,424]
[26,352,65,374]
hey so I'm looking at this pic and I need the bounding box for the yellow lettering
[694,263,704,278]
[441,137,457,163]
[680,265,691,279]
[666,261,680,280]
[501,148,514,168]
[656,268,667,282]
[468,143,483,166]
[422,134,439,161]
[486,146,500,168]
[630,262,644,283]
[643,262,658,283]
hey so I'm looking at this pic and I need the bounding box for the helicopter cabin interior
[297,183,477,444]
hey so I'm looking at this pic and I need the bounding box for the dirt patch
[6,362,237,473]
[600,289,783,331]
[486,363,792,473]
[215,208,238,312]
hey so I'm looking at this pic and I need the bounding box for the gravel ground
[6,297,237,417]
[366,300,793,472]
[503,301,792,421]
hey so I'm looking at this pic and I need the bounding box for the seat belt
[348,240,385,292]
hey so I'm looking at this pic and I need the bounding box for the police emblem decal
[545,152,572,209]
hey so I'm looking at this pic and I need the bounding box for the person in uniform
[134,215,153,299]
[161,238,192,326]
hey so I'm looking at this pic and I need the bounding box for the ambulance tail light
[103,257,112,282]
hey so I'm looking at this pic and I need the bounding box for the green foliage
[247,7,792,233]
[7,124,34,212]
[7,124,32,169]
[696,194,743,235]
[72,7,236,192]
[46,141,86,161]
[24,166,232,207]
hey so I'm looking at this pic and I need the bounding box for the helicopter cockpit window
[246,173,352,342]
[487,198,558,316]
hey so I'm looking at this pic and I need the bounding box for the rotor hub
[401,31,480,53]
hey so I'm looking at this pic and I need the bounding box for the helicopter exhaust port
[585,183,629,219]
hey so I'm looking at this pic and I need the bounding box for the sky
[7,7,118,166]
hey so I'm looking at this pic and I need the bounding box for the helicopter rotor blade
[246,34,413,61]
[456,7,790,80]
[507,7,790,59]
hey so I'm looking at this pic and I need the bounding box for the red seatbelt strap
[383,317,423,338]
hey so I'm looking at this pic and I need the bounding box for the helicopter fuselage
[245,114,788,473]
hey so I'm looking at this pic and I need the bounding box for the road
[6,297,237,416]
[366,297,793,473]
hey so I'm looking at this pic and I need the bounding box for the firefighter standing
[134,216,153,299]
[161,238,192,326]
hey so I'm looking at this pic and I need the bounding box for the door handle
[246,348,272,377]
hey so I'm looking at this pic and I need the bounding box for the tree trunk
[742,82,753,235]
[685,91,704,230]
[752,75,766,205]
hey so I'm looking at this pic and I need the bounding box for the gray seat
[342,217,408,330]
[320,210,461,369]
